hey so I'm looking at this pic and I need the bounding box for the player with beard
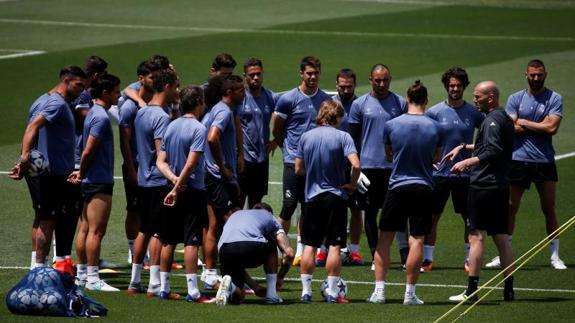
[272,56,332,266]
[485,59,566,270]
[422,67,484,272]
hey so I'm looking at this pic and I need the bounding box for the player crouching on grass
[295,100,360,304]
[154,85,214,303]
[369,81,444,305]
[215,204,295,305]
[69,74,121,291]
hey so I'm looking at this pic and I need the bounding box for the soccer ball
[27,149,49,177]
[320,278,348,299]
[39,291,65,314]
[16,289,40,310]
[33,267,61,290]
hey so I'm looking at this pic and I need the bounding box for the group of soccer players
[11,52,566,306]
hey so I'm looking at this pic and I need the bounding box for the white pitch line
[0,49,44,60]
[555,152,575,160]
[0,18,572,42]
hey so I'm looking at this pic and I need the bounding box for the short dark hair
[151,69,178,93]
[370,64,390,76]
[253,202,274,214]
[137,61,151,76]
[149,54,170,71]
[300,56,321,72]
[222,75,243,96]
[441,67,470,90]
[83,56,108,77]
[336,68,356,83]
[205,75,225,108]
[406,80,427,105]
[92,74,121,99]
[212,53,237,70]
[316,100,344,126]
[59,65,86,80]
[527,59,545,69]
[179,86,204,113]
[244,57,263,72]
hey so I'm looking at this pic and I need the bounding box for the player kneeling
[216,204,294,305]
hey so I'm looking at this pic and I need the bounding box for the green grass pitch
[0,0,574,321]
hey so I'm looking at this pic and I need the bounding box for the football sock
[405,283,416,296]
[301,274,313,296]
[266,274,278,298]
[296,236,303,257]
[550,239,560,260]
[77,264,87,281]
[131,264,142,284]
[467,276,479,295]
[327,276,339,297]
[160,272,170,293]
[186,274,199,297]
[504,275,514,291]
[375,280,385,293]
[149,265,160,286]
[423,245,434,261]
[87,266,99,283]
[30,251,36,269]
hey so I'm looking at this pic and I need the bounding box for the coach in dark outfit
[444,81,515,302]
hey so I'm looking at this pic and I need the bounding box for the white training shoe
[371,262,375,271]
[85,279,120,292]
[367,291,385,304]
[216,275,232,306]
[403,293,424,305]
[449,290,478,302]
[485,256,501,268]
[551,258,567,270]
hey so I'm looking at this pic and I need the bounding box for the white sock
[327,276,339,297]
[52,238,57,262]
[375,280,385,293]
[465,243,470,262]
[301,274,313,296]
[32,262,46,269]
[203,268,218,284]
[319,245,328,254]
[186,274,199,297]
[131,264,143,284]
[77,264,87,281]
[349,244,360,253]
[550,239,560,260]
[423,245,434,261]
[160,272,170,293]
[405,283,416,296]
[87,266,99,283]
[149,265,160,286]
[296,236,303,257]
[266,274,278,299]
[128,240,134,262]
[30,251,37,269]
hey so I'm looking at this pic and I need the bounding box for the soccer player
[155,85,213,302]
[272,56,332,265]
[70,74,121,291]
[369,81,443,305]
[118,61,154,264]
[295,100,360,304]
[486,59,566,270]
[203,53,237,109]
[447,81,515,302]
[12,89,53,268]
[315,68,364,266]
[10,66,86,268]
[422,67,484,272]
[348,64,407,265]
[60,56,112,270]
[237,57,279,208]
[215,204,295,305]
[128,69,179,296]
[120,54,171,109]
[201,75,245,289]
